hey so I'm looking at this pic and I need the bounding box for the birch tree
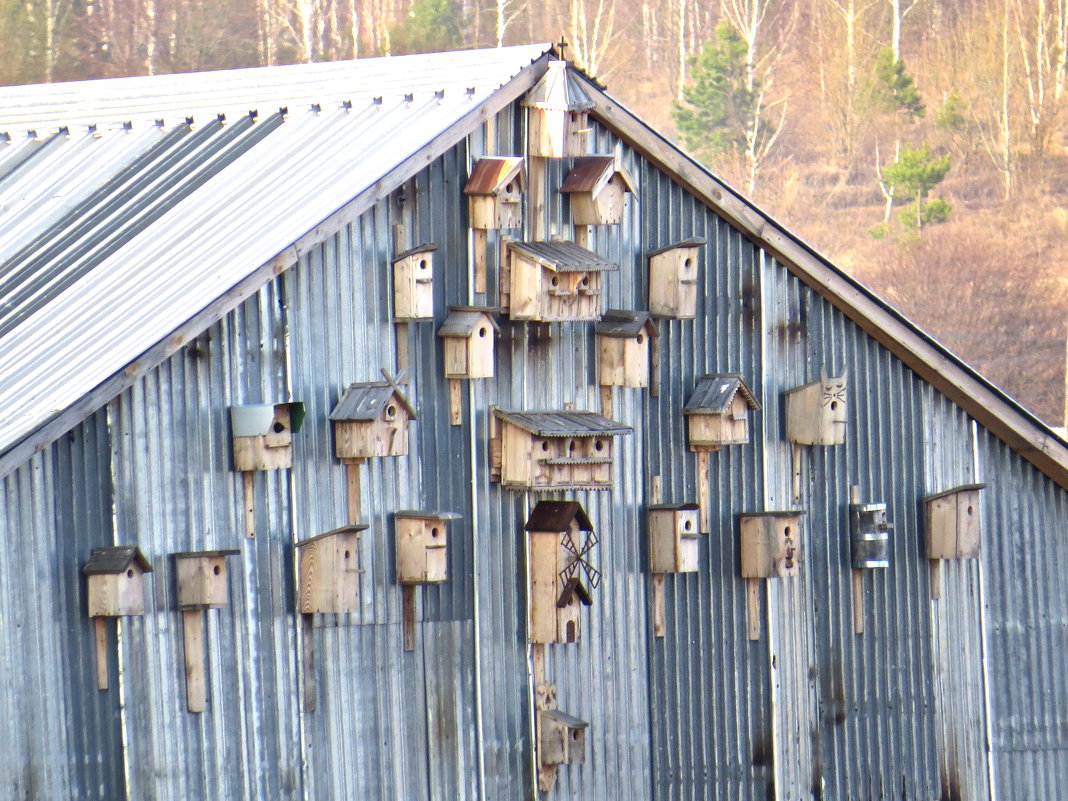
[1012,0,1068,157]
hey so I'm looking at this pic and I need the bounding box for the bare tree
[1012,0,1068,157]
[886,0,924,59]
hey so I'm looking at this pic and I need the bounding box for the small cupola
[522,60,595,158]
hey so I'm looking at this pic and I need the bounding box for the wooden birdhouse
[538,708,589,765]
[596,310,659,388]
[84,546,154,617]
[230,401,306,471]
[739,512,803,579]
[438,306,500,379]
[296,525,367,614]
[464,157,524,229]
[173,549,240,609]
[494,409,631,491]
[925,484,986,560]
[525,500,598,644]
[648,503,701,574]
[395,512,459,584]
[648,238,705,319]
[561,155,636,225]
[393,243,437,320]
[330,377,416,460]
[683,374,760,451]
[522,60,594,158]
[503,240,617,322]
[785,369,848,446]
[850,502,893,569]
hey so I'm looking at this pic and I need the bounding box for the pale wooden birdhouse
[503,240,617,322]
[330,379,416,460]
[595,310,659,388]
[395,511,459,585]
[739,512,803,579]
[561,155,636,226]
[84,546,154,617]
[538,708,589,765]
[230,401,306,471]
[437,306,500,379]
[494,409,631,490]
[296,524,367,614]
[525,500,597,644]
[925,484,986,560]
[173,549,240,610]
[648,503,701,574]
[683,374,760,451]
[522,60,594,158]
[648,238,705,319]
[464,157,525,230]
[393,243,437,321]
[785,368,848,446]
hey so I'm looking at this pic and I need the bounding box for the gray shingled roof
[683,374,760,414]
[594,309,658,338]
[506,241,618,273]
[437,306,500,338]
[494,409,631,437]
[83,546,154,575]
[330,381,417,421]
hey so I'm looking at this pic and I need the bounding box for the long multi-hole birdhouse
[521,60,594,158]
[647,238,705,319]
[464,157,524,230]
[595,310,659,388]
[786,369,848,446]
[683,374,760,451]
[561,155,636,226]
[392,243,437,321]
[493,409,631,490]
[438,306,500,379]
[330,378,416,460]
[230,401,306,471]
[503,240,617,321]
[525,500,598,644]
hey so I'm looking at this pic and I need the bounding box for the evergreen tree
[874,48,925,120]
[389,0,464,55]
[883,143,952,230]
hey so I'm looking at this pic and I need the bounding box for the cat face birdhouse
[296,525,367,614]
[850,502,893,569]
[173,549,240,609]
[525,501,598,644]
[330,378,416,460]
[503,240,617,322]
[395,512,459,585]
[648,503,701,574]
[538,709,589,765]
[683,374,760,451]
[595,310,658,388]
[648,238,705,319]
[230,401,306,471]
[438,306,500,379]
[522,60,594,158]
[925,484,986,560]
[739,512,803,579]
[493,409,631,490]
[84,546,154,617]
[393,243,437,321]
[464,157,525,230]
[785,369,848,446]
[561,155,636,225]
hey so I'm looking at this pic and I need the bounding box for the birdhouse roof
[507,240,618,273]
[524,500,593,533]
[738,510,806,520]
[230,400,306,436]
[923,483,988,503]
[521,60,595,112]
[539,708,589,729]
[463,157,524,195]
[330,380,417,421]
[83,545,153,575]
[296,523,369,548]
[392,243,438,263]
[648,502,700,511]
[172,549,240,559]
[556,576,593,607]
[560,155,636,195]
[395,510,461,521]
[494,409,631,437]
[437,306,501,338]
[683,374,761,414]
[647,237,708,258]
[594,309,658,338]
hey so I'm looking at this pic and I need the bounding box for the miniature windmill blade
[558,529,601,589]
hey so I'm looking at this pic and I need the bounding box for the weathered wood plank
[182,610,206,713]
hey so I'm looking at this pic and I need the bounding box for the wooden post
[697,450,712,534]
[474,229,487,294]
[182,610,206,713]
[402,585,416,652]
[650,334,661,398]
[394,223,410,372]
[529,156,546,241]
[929,560,942,600]
[850,485,865,635]
[574,223,590,249]
[791,443,804,503]
[449,379,463,425]
[600,386,613,420]
[302,613,316,712]
[94,617,108,691]
[243,472,255,539]
[650,475,666,638]
[746,578,761,641]
[345,460,363,525]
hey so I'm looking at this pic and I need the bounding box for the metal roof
[330,381,416,421]
[524,500,593,533]
[520,60,594,112]
[506,240,618,272]
[463,156,524,195]
[594,309,658,338]
[493,409,632,437]
[0,44,550,461]
[82,545,153,574]
[683,374,761,413]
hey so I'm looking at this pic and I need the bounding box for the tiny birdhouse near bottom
[84,546,154,617]
[648,503,701,574]
[786,369,848,446]
[526,501,598,644]
[850,503,893,568]
[538,708,589,765]
[395,512,459,584]
[296,525,367,614]
[561,155,636,225]
[331,377,416,460]
[596,310,658,388]
[230,401,306,471]
[740,512,803,579]
[438,306,500,379]
[925,483,986,559]
[522,60,594,158]
[393,243,437,320]
[684,374,760,450]
[174,549,240,609]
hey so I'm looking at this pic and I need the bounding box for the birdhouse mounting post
[94,618,109,690]
[650,476,665,638]
[243,472,255,538]
[182,609,206,712]
[850,485,865,635]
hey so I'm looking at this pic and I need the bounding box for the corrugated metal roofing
[683,373,760,413]
[507,240,619,272]
[463,156,523,195]
[494,409,632,436]
[0,44,550,461]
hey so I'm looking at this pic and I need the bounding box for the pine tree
[883,143,951,230]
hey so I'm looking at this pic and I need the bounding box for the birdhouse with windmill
[524,500,599,644]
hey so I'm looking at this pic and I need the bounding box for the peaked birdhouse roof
[463,157,525,195]
[524,500,593,533]
[507,240,618,273]
[647,238,707,258]
[594,309,658,339]
[521,60,594,112]
[560,155,636,195]
[923,483,988,503]
[539,708,589,729]
[684,374,761,414]
[494,409,631,437]
[330,381,417,422]
[437,306,501,338]
[392,243,437,263]
[83,546,154,575]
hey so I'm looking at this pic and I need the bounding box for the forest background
[2,0,1067,425]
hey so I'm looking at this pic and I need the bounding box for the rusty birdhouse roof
[83,545,153,575]
[521,60,594,112]
[594,309,658,339]
[330,380,417,421]
[463,157,524,195]
[507,240,618,273]
[560,155,636,195]
[437,306,501,338]
[524,500,593,533]
[647,237,708,258]
[683,374,761,414]
[494,409,631,437]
